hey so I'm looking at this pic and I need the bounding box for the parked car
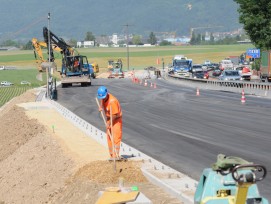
[192,71,205,79]
[212,68,222,77]
[1,81,13,86]
[242,61,249,65]
[191,64,203,72]
[20,81,31,85]
[191,64,205,79]
[218,70,241,81]
[201,64,208,71]
[204,60,212,65]
[207,63,219,71]
[211,63,220,68]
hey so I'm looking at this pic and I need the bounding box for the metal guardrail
[167,74,271,98]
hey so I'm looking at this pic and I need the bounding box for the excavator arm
[32,37,59,72]
[32,27,77,72]
[43,26,77,58]
[32,38,48,72]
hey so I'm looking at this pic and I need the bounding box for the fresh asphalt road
[56,77,271,201]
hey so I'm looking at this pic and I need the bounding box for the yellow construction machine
[31,37,64,72]
[107,58,124,78]
[32,31,99,78]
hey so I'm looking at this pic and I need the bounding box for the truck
[42,27,95,87]
[260,50,271,82]
[235,66,252,81]
[228,56,240,66]
[60,55,92,87]
[172,55,192,77]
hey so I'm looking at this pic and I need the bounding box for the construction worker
[73,58,79,72]
[97,86,122,160]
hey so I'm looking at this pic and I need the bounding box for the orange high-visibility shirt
[74,60,79,67]
[102,93,122,120]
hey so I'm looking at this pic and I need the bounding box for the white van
[220,60,234,70]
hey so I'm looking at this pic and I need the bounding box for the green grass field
[0,44,253,107]
[0,44,253,70]
[0,69,46,86]
[0,86,35,107]
[0,69,46,107]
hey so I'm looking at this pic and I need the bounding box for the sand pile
[73,160,147,184]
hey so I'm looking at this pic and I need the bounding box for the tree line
[0,30,250,49]
[0,31,158,49]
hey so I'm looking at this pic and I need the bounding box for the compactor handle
[231,164,267,183]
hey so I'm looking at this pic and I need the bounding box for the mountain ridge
[0,0,240,42]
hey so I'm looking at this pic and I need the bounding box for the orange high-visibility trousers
[107,118,122,158]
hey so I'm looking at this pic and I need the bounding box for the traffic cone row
[195,88,246,104]
[132,79,247,103]
[131,77,157,89]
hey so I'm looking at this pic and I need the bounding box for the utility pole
[46,12,51,98]
[122,24,133,71]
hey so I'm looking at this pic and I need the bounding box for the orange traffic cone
[154,83,157,89]
[196,88,200,96]
[241,89,246,103]
[150,82,153,88]
[144,80,147,86]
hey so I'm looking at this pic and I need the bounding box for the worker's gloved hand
[98,106,103,112]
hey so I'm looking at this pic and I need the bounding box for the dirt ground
[0,89,182,204]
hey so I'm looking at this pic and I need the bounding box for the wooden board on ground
[96,191,139,204]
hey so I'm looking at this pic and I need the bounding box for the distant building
[99,44,109,47]
[96,36,110,45]
[164,37,190,45]
[237,39,252,44]
[77,41,95,48]
[111,33,118,44]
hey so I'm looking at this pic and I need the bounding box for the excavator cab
[62,55,90,76]
[194,154,269,204]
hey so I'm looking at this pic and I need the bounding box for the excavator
[32,27,99,87]
[195,154,269,204]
